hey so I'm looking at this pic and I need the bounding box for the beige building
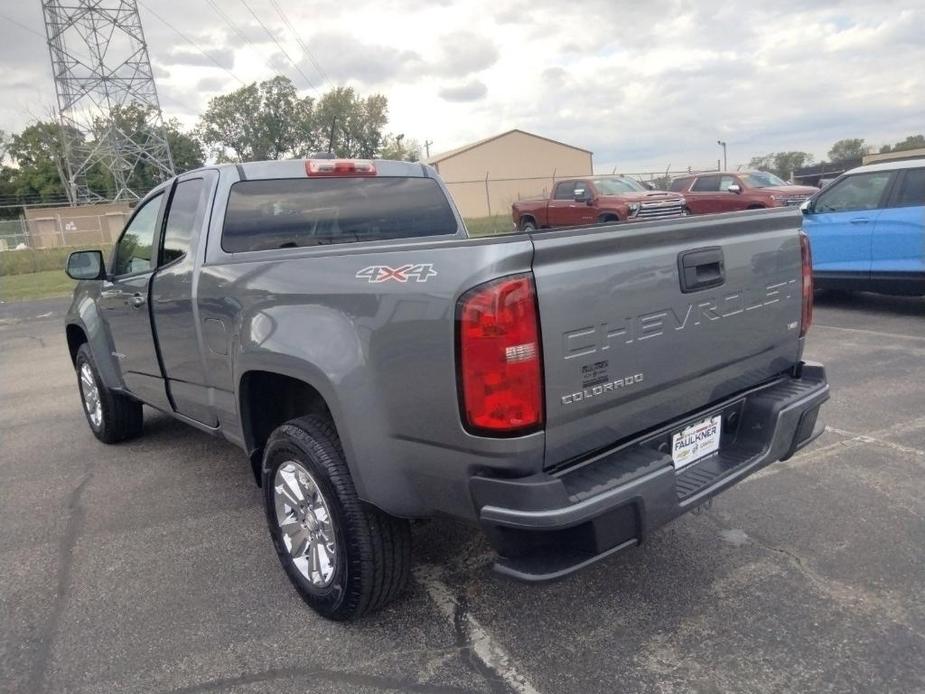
[426,129,593,219]
[862,147,925,166]
[23,201,132,248]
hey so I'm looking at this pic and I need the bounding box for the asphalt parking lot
[2,291,923,694]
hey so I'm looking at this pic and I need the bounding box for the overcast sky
[0,0,922,173]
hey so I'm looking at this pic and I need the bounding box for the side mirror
[66,250,105,280]
[727,184,742,194]
[800,199,814,214]
[574,189,591,203]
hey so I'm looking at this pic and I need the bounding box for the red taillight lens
[800,231,813,337]
[305,159,377,176]
[457,274,543,435]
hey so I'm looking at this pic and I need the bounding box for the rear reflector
[457,274,543,435]
[305,159,377,176]
[800,231,813,337]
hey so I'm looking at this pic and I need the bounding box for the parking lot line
[812,323,925,342]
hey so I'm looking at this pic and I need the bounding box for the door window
[691,176,721,192]
[719,175,737,190]
[892,168,925,208]
[815,172,892,213]
[113,193,163,276]
[553,181,576,200]
[161,178,206,265]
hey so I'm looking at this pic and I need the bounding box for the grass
[0,245,113,276]
[0,269,75,302]
[463,215,516,237]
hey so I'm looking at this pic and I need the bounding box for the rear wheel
[75,343,143,444]
[262,415,411,621]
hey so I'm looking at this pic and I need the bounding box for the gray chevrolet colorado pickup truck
[64,158,829,620]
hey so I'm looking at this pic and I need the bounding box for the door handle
[131,293,146,308]
[850,217,870,224]
[678,247,725,293]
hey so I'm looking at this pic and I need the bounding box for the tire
[520,218,537,231]
[262,415,411,621]
[75,343,143,444]
[598,214,620,225]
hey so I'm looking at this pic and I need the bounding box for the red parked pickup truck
[512,176,686,230]
[669,171,818,215]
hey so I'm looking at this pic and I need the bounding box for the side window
[113,193,162,276]
[691,176,720,192]
[573,181,590,199]
[670,177,691,192]
[161,178,206,265]
[719,175,737,190]
[892,168,925,208]
[553,181,575,200]
[815,172,893,213]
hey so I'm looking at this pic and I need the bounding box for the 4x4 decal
[356,264,438,283]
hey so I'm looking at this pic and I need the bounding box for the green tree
[828,138,866,163]
[197,76,315,162]
[378,133,422,162]
[313,86,389,158]
[747,151,814,179]
[880,134,925,154]
[6,120,73,201]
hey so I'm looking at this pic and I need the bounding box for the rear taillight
[305,159,377,176]
[457,274,543,435]
[800,231,813,337]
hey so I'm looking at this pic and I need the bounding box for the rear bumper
[470,362,829,581]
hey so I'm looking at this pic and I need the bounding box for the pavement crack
[26,465,95,694]
[416,565,541,694]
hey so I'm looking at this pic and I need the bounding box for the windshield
[742,172,788,188]
[591,177,647,195]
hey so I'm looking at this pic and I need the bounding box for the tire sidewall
[75,345,106,438]
[262,431,351,616]
[521,220,536,231]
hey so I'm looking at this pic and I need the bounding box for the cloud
[296,33,422,86]
[196,76,228,92]
[434,32,500,75]
[439,80,487,102]
[164,48,235,70]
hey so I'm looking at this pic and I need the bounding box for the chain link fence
[0,206,130,252]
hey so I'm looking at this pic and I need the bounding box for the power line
[137,0,246,86]
[267,0,330,86]
[238,0,317,93]
[204,0,254,49]
[0,10,46,38]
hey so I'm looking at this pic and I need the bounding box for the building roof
[425,129,593,165]
[845,158,925,175]
[862,147,925,165]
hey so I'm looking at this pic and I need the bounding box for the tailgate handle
[678,247,725,293]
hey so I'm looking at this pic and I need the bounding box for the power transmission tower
[41,0,175,204]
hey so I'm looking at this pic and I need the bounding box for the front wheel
[520,219,537,231]
[75,343,143,444]
[262,415,411,621]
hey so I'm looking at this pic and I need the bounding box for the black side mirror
[66,250,105,280]
[800,199,814,215]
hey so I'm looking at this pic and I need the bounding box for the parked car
[512,175,685,230]
[670,171,818,215]
[64,158,828,620]
[801,159,925,295]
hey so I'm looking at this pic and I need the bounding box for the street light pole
[717,140,727,171]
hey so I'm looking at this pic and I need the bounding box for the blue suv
[801,160,924,295]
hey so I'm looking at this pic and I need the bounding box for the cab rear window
[221,176,458,252]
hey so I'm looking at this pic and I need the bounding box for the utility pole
[717,140,727,171]
[42,0,174,203]
[424,140,433,159]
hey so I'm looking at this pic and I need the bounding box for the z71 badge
[356,264,437,283]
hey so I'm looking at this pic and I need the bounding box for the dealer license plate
[671,415,722,470]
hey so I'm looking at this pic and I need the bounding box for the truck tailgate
[530,208,805,468]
